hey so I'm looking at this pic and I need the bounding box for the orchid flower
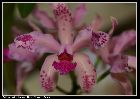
[70,4,136,94]
[88,17,136,94]
[4,26,43,95]
[8,3,96,93]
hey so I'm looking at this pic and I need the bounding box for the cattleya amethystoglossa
[4,3,136,95]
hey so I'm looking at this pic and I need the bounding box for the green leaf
[3,62,16,94]
[3,3,15,47]
[17,3,35,18]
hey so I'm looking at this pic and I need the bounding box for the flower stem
[94,57,101,69]
[68,72,80,95]
[56,72,80,95]
[97,68,110,83]
[56,86,70,95]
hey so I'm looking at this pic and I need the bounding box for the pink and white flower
[7,3,136,94]
[8,3,96,93]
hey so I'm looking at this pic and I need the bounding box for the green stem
[56,86,70,95]
[56,72,80,95]
[68,72,80,95]
[97,69,110,83]
[94,57,101,69]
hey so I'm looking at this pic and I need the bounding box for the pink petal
[108,17,118,35]
[90,16,117,49]
[52,3,73,45]
[112,30,136,55]
[109,54,128,73]
[91,14,103,32]
[73,4,87,27]
[12,31,60,53]
[40,54,58,92]
[73,53,96,93]
[8,43,38,62]
[16,62,33,94]
[72,29,92,52]
[58,44,73,55]
[111,73,132,95]
[33,5,56,29]
[3,48,11,62]
[127,56,136,71]
[90,45,110,64]
[91,31,110,49]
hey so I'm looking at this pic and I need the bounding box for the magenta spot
[62,28,65,31]
[82,72,96,92]
[42,70,45,73]
[42,84,44,87]
[54,3,72,24]
[40,75,43,77]
[88,59,91,64]
[42,78,54,92]
[93,69,96,72]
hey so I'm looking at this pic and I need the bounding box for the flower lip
[52,60,77,75]
[58,49,73,61]
[52,49,76,75]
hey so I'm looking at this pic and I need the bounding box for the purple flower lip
[52,60,77,75]
[52,49,77,75]
[58,49,73,61]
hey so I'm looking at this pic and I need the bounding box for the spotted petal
[91,31,110,49]
[73,53,96,93]
[8,43,38,62]
[52,3,73,44]
[12,31,60,53]
[40,54,58,92]
[109,54,128,73]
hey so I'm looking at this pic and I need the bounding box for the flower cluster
[4,3,136,95]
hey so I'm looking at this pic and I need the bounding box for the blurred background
[3,3,136,95]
